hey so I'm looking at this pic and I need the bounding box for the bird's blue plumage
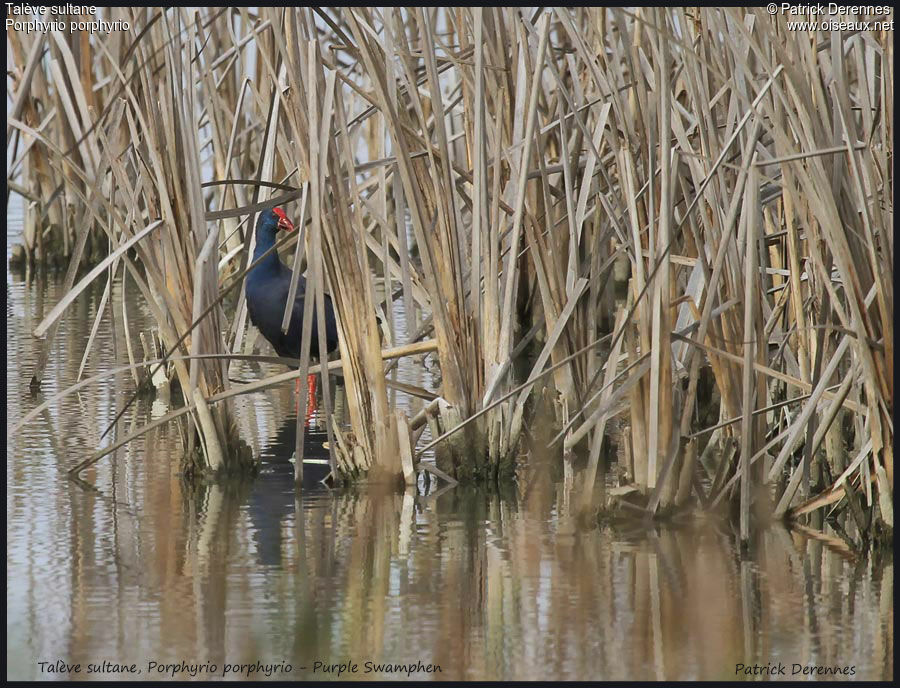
[245,210,339,360]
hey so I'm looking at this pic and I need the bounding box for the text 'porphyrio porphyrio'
[246,207,339,420]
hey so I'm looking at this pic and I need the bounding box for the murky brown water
[6,201,893,681]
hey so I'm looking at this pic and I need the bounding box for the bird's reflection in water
[246,416,331,566]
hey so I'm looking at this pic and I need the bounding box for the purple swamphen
[246,207,339,420]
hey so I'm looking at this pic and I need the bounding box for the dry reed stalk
[739,159,760,543]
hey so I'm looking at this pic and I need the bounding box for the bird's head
[271,207,295,232]
[258,207,295,233]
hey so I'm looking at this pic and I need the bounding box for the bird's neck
[251,224,282,274]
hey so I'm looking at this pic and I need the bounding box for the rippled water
[6,199,893,681]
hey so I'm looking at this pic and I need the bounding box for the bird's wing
[287,281,340,357]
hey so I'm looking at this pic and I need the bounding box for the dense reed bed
[7,7,893,543]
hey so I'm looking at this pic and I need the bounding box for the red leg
[305,374,318,425]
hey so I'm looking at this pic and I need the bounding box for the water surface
[6,200,893,681]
